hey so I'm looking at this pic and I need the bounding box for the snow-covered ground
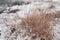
[0,0,60,40]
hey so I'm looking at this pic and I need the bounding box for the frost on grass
[0,1,60,40]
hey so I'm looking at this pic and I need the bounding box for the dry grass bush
[21,13,60,40]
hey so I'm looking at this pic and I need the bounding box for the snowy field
[0,0,60,40]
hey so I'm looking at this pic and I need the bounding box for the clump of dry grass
[21,13,58,40]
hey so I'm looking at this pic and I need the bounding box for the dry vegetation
[1,1,60,40]
[20,13,60,40]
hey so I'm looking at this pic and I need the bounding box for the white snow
[0,0,60,40]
